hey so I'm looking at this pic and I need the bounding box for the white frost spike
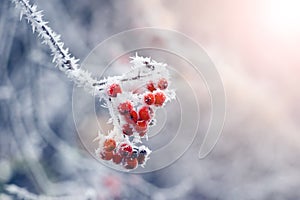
[31,4,37,12]
[31,22,36,33]
[19,10,23,20]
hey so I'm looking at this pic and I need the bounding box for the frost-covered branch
[11,0,98,94]
[11,0,176,171]
[11,0,174,97]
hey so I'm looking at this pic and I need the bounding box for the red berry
[131,148,139,158]
[118,101,133,115]
[119,143,133,157]
[100,151,113,160]
[131,110,138,122]
[122,124,133,136]
[138,106,152,121]
[137,149,147,164]
[112,153,123,164]
[154,92,166,106]
[137,154,145,164]
[135,120,148,133]
[103,138,116,152]
[158,78,168,90]
[125,110,138,124]
[147,82,156,92]
[107,83,122,97]
[124,158,138,169]
[144,93,155,105]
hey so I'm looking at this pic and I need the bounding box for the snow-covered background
[1,0,300,199]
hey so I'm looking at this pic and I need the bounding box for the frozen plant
[11,0,176,170]
[95,55,175,170]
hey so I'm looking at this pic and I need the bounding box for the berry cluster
[95,55,175,170]
[11,0,174,171]
[117,79,167,138]
[98,138,150,170]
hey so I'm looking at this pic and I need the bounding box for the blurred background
[1,0,300,199]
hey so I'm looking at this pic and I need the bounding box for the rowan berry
[107,83,122,97]
[124,158,138,169]
[131,147,139,158]
[146,81,156,92]
[103,138,116,152]
[144,93,155,105]
[137,155,145,164]
[124,110,138,124]
[158,78,168,90]
[100,151,113,160]
[135,120,148,133]
[112,153,123,164]
[138,106,152,121]
[122,124,133,136]
[119,143,133,157]
[154,92,166,106]
[137,149,147,164]
[118,101,133,115]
